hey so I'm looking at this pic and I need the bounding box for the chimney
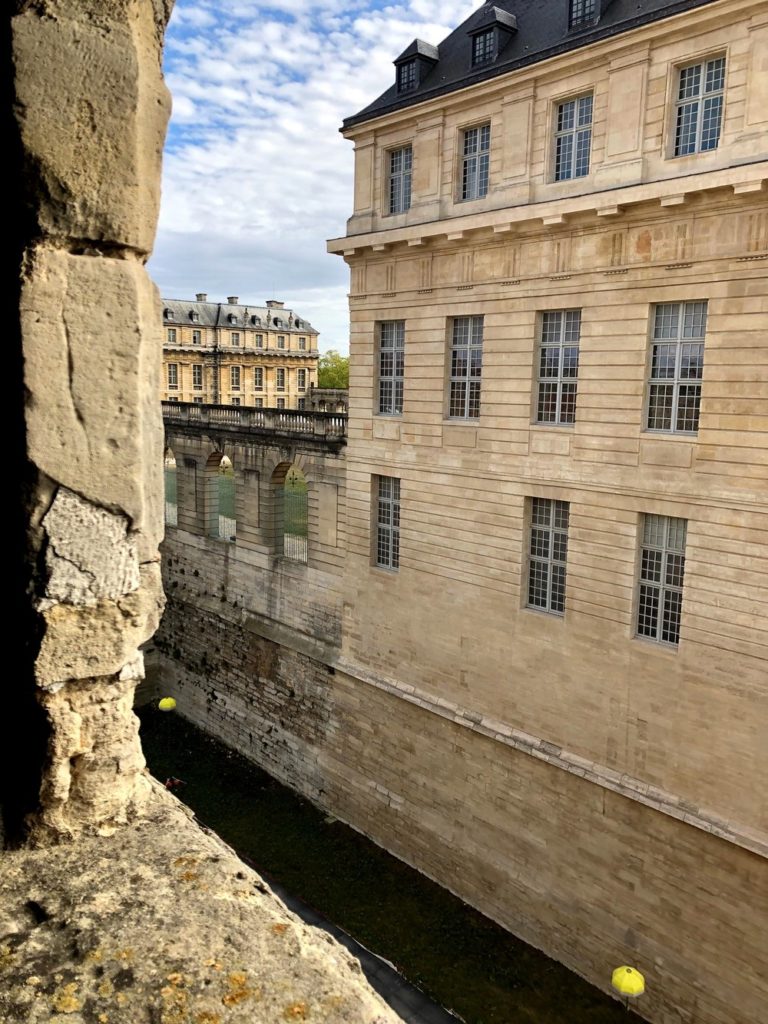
[195,292,207,302]
[227,295,239,305]
[266,299,284,308]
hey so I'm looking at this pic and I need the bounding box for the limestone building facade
[161,295,319,409]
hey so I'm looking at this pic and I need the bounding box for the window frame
[636,514,687,646]
[254,366,264,391]
[192,329,202,345]
[167,328,177,344]
[447,315,483,420]
[644,301,707,435]
[471,29,496,67]
[553,93,593,182]
[397,60,417,93]
[569,0,597,29]
[387,144,413,215]
[277,335,286,349]
[255,333,264,348]
[526,498,570,616]
[298,336,307,350]
[276,367,286,392]
[377,320,405,416]
[297,369,307,392]
[374,475,401,572]
[671,55,726,158]
[534,310,581,426]
[192,364,203,391]
[167,363,178,390]
[230,365,241,392]
[230,331,240,347]
[459,123,491,202]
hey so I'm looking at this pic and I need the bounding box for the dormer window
[164,308,174,321]
[569,0,597,29]
[228,313,237,324]
[398,61,417,93]
[472,29,495,66]
[190,311,199,323]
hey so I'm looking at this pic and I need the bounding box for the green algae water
[139,707,635,1024]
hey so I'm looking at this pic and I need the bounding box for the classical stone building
[162,295,319,408]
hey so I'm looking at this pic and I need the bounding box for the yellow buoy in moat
[158,697,177,712]
[612,965,645,1005]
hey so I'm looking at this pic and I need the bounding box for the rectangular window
[472,29,495,66]
[397,60,416,93]
[297,369,307,391]
[646,301,706,434]
[298,336,306,350]
[554,94,593,181]
[569,0,596,27]
[536,310,581,425]
[278,335,286,349]
[193,397,203,404]
[388,146,413,215]
[192,329,201,345]
[254,398,264,408]
[375,476,400,570]
[255,333,264,348]
[637,514,687,645]
[167,328,177,343]
[461,124,491,200]
[276,398,286,409]
[674,57,725,156]
[298,398,306,410]
[231,397,241,406]
[254,367,264,390]
[167,363,178,389]
[449,316,483,419]
[378,321,405,415]
[230,366,241,391]
[527,498,569,615]
[276,368,286,391]
[192,364,203,390]
[231,332,240,346]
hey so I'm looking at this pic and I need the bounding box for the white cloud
[150,0,476,352]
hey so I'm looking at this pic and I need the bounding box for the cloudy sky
[149,0,477,353]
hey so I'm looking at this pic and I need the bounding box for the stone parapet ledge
[0,784,401,1024]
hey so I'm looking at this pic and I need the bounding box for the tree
[317,349,349,389]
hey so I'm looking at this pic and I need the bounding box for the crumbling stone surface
[0,788,402,1023]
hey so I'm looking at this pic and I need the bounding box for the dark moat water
[139,707,636,1024]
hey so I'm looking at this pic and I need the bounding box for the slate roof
[344,0,719,129]
[162,298,319,335]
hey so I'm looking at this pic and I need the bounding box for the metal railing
[162,401,347,439]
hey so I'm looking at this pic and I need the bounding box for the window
[276,368,286,391]
[297,369,307,392]
[298,336,306,350]
[646,301,706,434]
[254,398,264,408]
[255,333,264,348]
[193,397,203,404]
[230,366,241,391]
[192,329,201,345]
[569,0,596,28]
[231,332,240,346]
[378,321,405,415]
[472,29,495,66]
[192,364,203,390]
[167,396,179,403]
[554,94,593,181]
[231,397,241,406]
[449,316,483,419]
[461,124,490,200]
[536,310,581,425]
[278,335,286,349]
[637,515,687,645]
[375,476,400,570]
[397,60,416,93]
[674,57,725,156]
[298,398,306,410]
[167,328,177,343]
[167,363,178,390]
[276,398,286,409]
[191,311,200,323]
[528,498,569,615]
[388,145,412,215]
[254,367,264,391]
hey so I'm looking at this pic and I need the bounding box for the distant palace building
[161,294,319,409]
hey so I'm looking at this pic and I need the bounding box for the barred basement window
[536,310,581,424]
[378,321,405,415]
[192,329,201,345]
[276,368,286,391]
[388,146,412,215]
[472,29,495,66]
[637,515,687,645]
[554,94,593,181]
[230,366,241,391]
[167,363,178,390]
[646,301,706,433]
[527,498,569,615]
[192,364,203,390]
[297,369,307,392]
[254,367,264,391]
[375,476,400,570]
[449,316,483,419]
[569,0,596,28]
[461,124,490,200]
[674,57,725,156]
